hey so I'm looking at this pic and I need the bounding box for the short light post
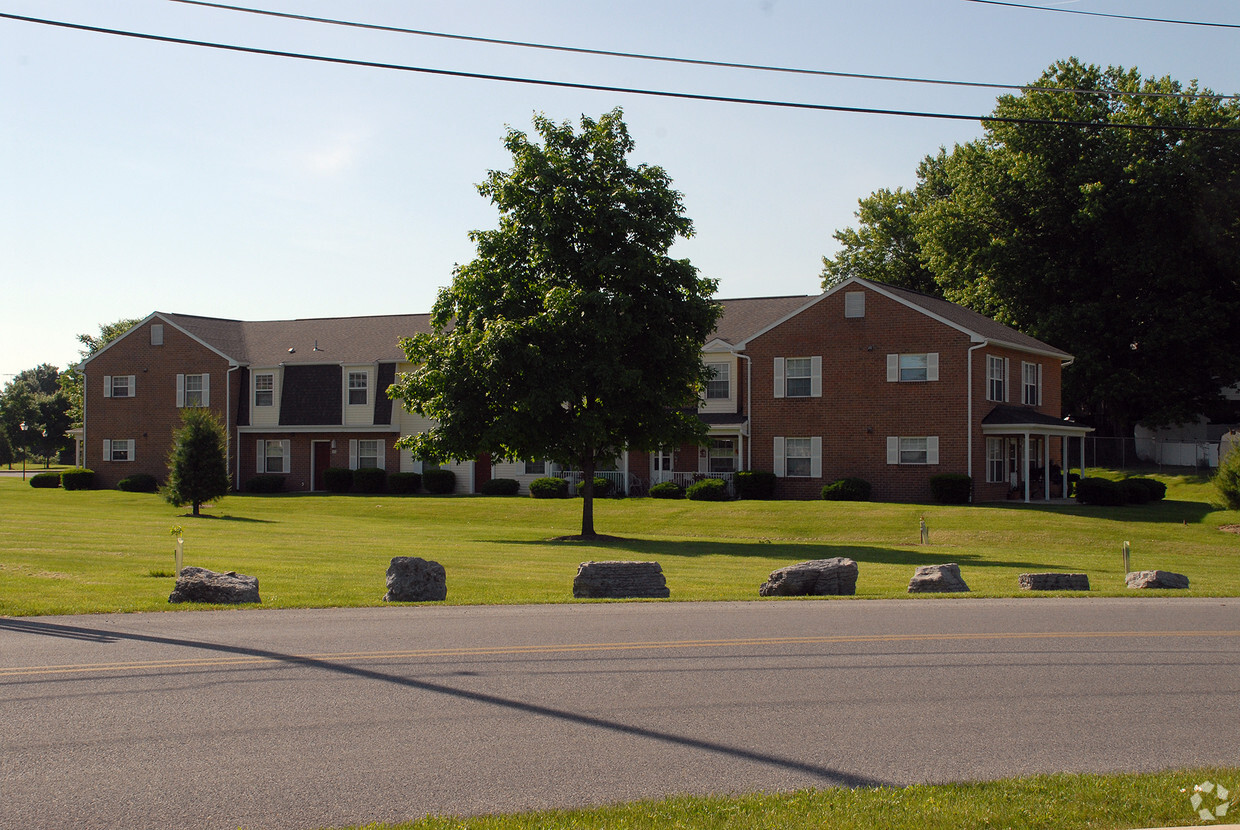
[19,421,27,481]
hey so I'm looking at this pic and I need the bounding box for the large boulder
[169,566,260,604]
[1126,570,1189,590]
[384,557,447,602]
[760,558,858,597]
[907,563,970,594]
[1018,573,1090,591]
[573,561,669,599]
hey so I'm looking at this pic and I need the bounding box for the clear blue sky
[2,0,1237,380]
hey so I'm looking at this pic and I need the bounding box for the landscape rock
[169,566,260,604]
[1125,570,1189,590]
[759,558,858,597]
[573,561,669,599]
[907,563,970,593]
[1018,573,1090,591]
[384,556,447,602]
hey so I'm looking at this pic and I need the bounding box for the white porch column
[1023,431,1031,503]
[1043,435,1050,501]
[1061,435,1069,497]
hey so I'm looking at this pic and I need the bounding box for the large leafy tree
[392,109,720,538]
[0,364,72,465]
[822,59,1240,437]
[60,318,142,427]
[164,408,231,517]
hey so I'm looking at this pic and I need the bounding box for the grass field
[340,767,1240,829]
[2,471,1238,617]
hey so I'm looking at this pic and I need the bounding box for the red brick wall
[83,319,237,489]
[238,432,401,492]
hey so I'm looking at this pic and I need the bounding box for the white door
[652,450,674,484]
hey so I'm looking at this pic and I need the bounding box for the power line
[3,11,1238,134]
[165,0,1236,102]
[962,0,1240,29]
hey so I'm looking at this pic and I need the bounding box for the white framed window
[1022,361,1042,406]
[709,438,736,473]
[886,436,940,465]
[256,439,290,474]
[986,437,1005,483]
[987,356,1007,402]
[104,375,135,398]
[176,373,209,408]
[774,436,822,478]
[774,356,822,399]
[844,291,865,318]
[524,460,546,476]
[887,353,939,383]
[705,362,730,400]
[104,439,134,462]
[348,372,368,406]
[349,439,384,470]
[254,373,274,407]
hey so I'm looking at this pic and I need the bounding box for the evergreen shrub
[685,478,729,501]
[60,468,95,490]
[529,476,568,499]
[422,468,456,494]
[734,470,776,500]
[822,477,871,501]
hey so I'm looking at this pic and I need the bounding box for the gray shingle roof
[709,296,814,345]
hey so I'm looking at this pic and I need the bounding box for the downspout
[736,352,752,470]
[966,341,987,502]
[228,365,238,491]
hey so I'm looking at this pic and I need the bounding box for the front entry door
[313,441,331,491]
[652,450,673,484]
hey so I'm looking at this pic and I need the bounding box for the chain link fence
[1077,436,1219,473]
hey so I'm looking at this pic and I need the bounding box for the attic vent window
[844,291,865,318]
[151,324,163,346]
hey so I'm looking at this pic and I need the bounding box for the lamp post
[19,421,27,481]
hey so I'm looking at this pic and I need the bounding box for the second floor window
[255,373,274,407]
[108,375,132,398]
[1023,362,1042,406]
[348,372,368,406]
[184,374,205,407]
[987,356,1006,402]
[785,358,813,398]
[900,353,928,382]
[705,362,730,400]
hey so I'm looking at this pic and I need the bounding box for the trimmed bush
[59,468,95,490]
[1075,477,1126,506]
[118,473,160,493]
[1217,446,1240,510]
[686,478,729,501]
[353,467,387,494]
[481,477,520,496]
[244,474,285,494]
[575,476,614,498]
[734,470,776,500]
[1125,477,1166,502]
[422,468,456,495]
[648,481,685,499]
[323,467,353,493]
[822,477,872,501]
[529,476,569,499]
[929,473,972,505]
[29,471,61,489]
[1120,478,1151,505]
[387,472,422,494]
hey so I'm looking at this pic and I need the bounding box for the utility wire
[164,0,1235,101]
[3,12,1238,134]
[962,0,1240,29]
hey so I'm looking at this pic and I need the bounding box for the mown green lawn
[2,472,1237,617]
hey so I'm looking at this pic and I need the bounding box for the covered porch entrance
[981,406,1093,502]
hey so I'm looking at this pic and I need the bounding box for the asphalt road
[2,598,1238,830]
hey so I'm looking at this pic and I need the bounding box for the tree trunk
[192,501,201,517]
[579,451,596,539]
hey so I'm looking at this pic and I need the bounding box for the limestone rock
[1125,570,1189,590]
[169,566,260,604]
[384,556,447,602]
[760,558,858,597]
[573,561,669,599]
[1018,573,1090,591]
[907,563,970,593]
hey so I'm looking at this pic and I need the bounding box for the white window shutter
[773,358,785,399]
[176,374,185,408]
[810,356,822,398]
[201,374,210,407]
[103,439,111,460]
[281,440,291,474]
[257,440,265,474]
[886,355,899,382]
[927,353,939,382]
[1004,358,1010,402]
[375,441,385,472]
[1037,364,1043,405]
[887,436,900,465]
[128,440,135,462]
[773,437,785,478]
[810,436,822,478]
[104,376,113,398]
[349,439,358,470]
[927,436,940,465]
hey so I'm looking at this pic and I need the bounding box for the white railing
[556,470,737,496]
[553,470,630,495]
[652,471,735,494]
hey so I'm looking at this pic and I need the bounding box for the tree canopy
[0,364,72,465]
[822,58,1240,436]
[392,108,720,537]
[164,408,231,517]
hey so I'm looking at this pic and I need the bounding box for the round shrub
[929,473,972,505]
[387,472,422,494]
[1120,478,1151,505]
[822,477,872,501]
[481,477,520,496]
[323,467,353,493]
[1075,476,1126,506]
[686,478,729,501]
[244,474,285,494]
[1125,477,1166,502]
[118,473,159,493]
[422,468,456,495]
[575,476,614,498]
[59,468,95,490]
[734,470,776,500]
[529,476,569,499]
[29,471,61,489]
[649,481,685,499]
[353,467,387,494]
[1217,446,1240,510]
